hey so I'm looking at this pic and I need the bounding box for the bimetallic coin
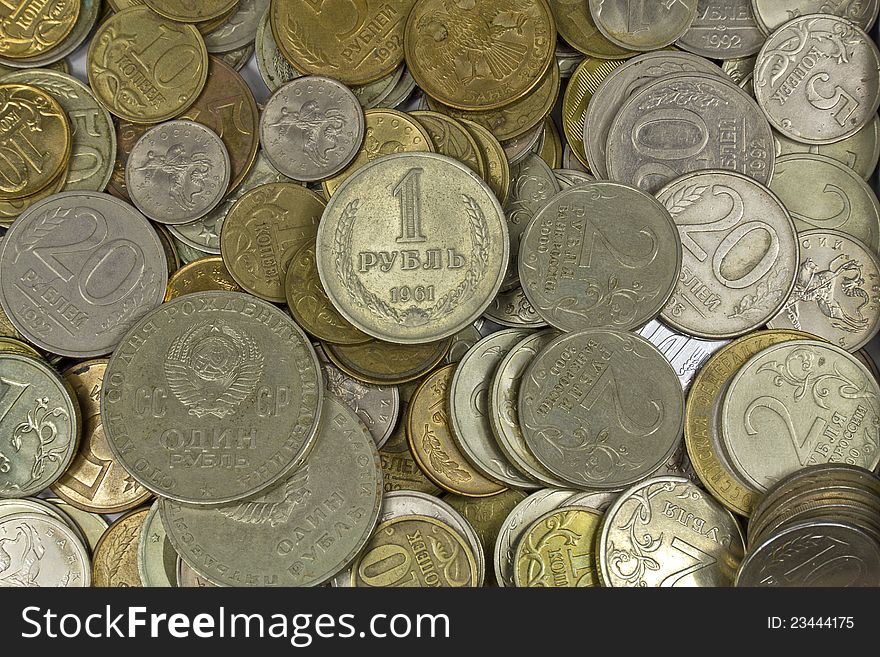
[102,291,323,505]
[599,477,745,586]
[202,0,269,52]
[162,397,383,587]
[590,0,698,51]
[751,0,880,34]
[177,557,217,587]
[138,501,177,587]
[657,170,799,339]
[0,513,89,587]
[677,0,764,59]
[379,416,442,496]
[0,0,79,59]
[722,340,880,491]
[519,182,682,332]
[317,152,508,344]
[637,320,728,392]
[514,506,602,587]
[754,15,880,144]
[255,6,300,93]
[44,499,108,555]
[768,230,880,351]
[93,508,148,587]
[484,287,548,329]
[165,256,243,301]
[324,338,450,386]
[520,330,685,490]
[0,354,79,498]
[549,0,637,59]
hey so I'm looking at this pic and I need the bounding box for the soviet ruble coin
[751,0,879,35]
[590,0,698,51]
[514,506,602,587]
[0,513,89,587]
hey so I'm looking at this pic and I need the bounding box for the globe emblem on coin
[218,465,311,528]
[164,319,264,419]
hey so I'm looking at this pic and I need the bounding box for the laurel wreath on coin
[284,17,338,69]
[662,184,708,217]
[334,195,490,328]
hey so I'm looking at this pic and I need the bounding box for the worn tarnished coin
[607,72,774,193]
[88,7,208,123]
[737,520,880,587]
[203,0,268,52]
[769,154,880,255]
[657,170,798,338]
[554,169,595,189]
[449,329,538,489]
[317,152,508,344]
[379,416,442,495]
[0,513,89,587]
[637,320,728,392]
[55,359,150,514]
[501,122,545,166]
[768,230,880,351]
[217,43,254,71]
[0,0,79,59]
[677,0,764,59]
[520,330,685,490]
[584,51,725,180]
[127,120,230,225]
[590,0,698,51]
[106,119,149,203]
[407,364,506,497]
[102,291,323,505]
[221,182,325,303]
[519,182,681,332]
[445,323,484,365]
[0,337,41,359]
[751,0,880,35]
[176,558,216,587]
[44,499,107,555]
[146,0,237,22]
[93,508,148,587]
[261,77,364,182]
[255,6,300,92]
[162,396,382,587]
[722,340,880,491]
[137,501,176,588]
[514,506,602,587]
[754,15,880,144]
[484,287,548,329]
[0,354,78,498]
[549,0,636,58]
[0,192,167,357]
[458,118,510,204]
[323,338,450,386]
[410,111,484,178]
[165,256,243,301]
[378,67,418,109]
[599,477,745,586]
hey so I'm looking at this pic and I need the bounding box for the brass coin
[164,255,243,301]
[406,363,507,497]
[538,118,563,170]
[0,164,67,225]
[0,300,23,340]
[0,336,42,358]
[221,182,325,302]
[0,0,80,60]
[458,117,510,203]
[92,507,149,587]
[88,7,209,123]
[145,0,238,22]
[410,110,485,178]
[549,0,637,59]
[379,414,442,496]
[323,337,450,386]
[106,118,151,202]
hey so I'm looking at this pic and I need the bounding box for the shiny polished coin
[773,115,880,182]
[599,476,745,586]
[677,0,764,59]
[93,508,148,587]
[379,416,442,495]
[324,338,450,386]
[102,291,322,505]
[0,69,115,193]
[55,359,150,513]
[637,319,728,392]
[449,329,538,489]
[483,286,548,329]
[261,76,364,182]
[751,0,880,34]
[584,51,725,180]
[607,72,774,193]
[165,256,242,301]
[407,364,507,497]
[721,340,880,491]
[146,0,237,22]
[286,242,370,345]
[317,152,508,344]
[221,182,324,302]
[255,6,300,93]
[137,501,177,587]
[88,7,208,123]
[768,154,880,254]
[514,506,602,587]
[0,353,79,498]
[754,15,880,144]
[404,0,556,111]
[271,0,415,86]
[0,0,79,60]
[458,118,510,204]
[410,111,484,178]
[0,513,89,587]
[203,0,268,52]
[519,182,681,332]
[44,498,108,555]
[176,557,216,587]
[162,397,382,587]
[520,330,685,490]
[106,119,150,203]
[657,170,798,339]
[549,0,637,59]
[590,0,698,51]
[768,230,880,351]
[554,169,595,189]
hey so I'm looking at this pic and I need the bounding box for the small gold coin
[0,336,41,359]
[164,256,242,301]
[92,507,149,587]
[410,110,485,178]
[379,418,442,496]
[145,0,238,23]
[514,506,602,587]
[88,7,209,123]
[221,182,325,302]
[323,338,450,386]
[0,165,67,225]
[538,117,562,169]
[0,298,22,340]
[458,118,510,203]
[0,0,80,60]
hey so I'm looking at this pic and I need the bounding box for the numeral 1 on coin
[394,168,427,244]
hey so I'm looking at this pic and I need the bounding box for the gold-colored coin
[407,364,507,497]
[538,117,562,169]
[164,255,242,301]
[285,242,370,346]
[513,506,602,587]
[0,336,42,359]
[379,418,442,496]
[107,0,231,34]
[88,7,208,123]
[271,0,416,86]
[0,83,70,200]
[106,118,150,202]
[458,118,510,203]
[410,110,485,178]
[685,330,818,517]
[549,0,637,59]
[352,514,478,587]
[405,0,557,111]
[323,338,450,386]
[0,302,23,340]
[145,0,237,23]
[0,160,67,224]
[92,508,149,587]
[153,223,181,276]
[562,56,626,169]
[0,0,80,60]
[321,108,433,197]
[220,182,325,302]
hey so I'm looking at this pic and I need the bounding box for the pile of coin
[0,0,880,589]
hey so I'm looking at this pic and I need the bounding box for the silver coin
[176,556,217,587]
[0,513,90,586]
[502,122,545,166]
[483,287,548,329]
[590,0,699,51]
[0,192,168,357]
[564,489,618,510]
[217,43,255,71]
[127,120,230,225]
[260,76,364,182]
[0,498,82,540]
[607,72,774,194]
[352,67,404,110]
[754,15,880,145]
[651,437,701,483]
[204,0,270,52]
[553,169,595,189]
[171,236,212,264]
[751,0,880,34]
[0,0,100,68]
[677,0,764,59]
[255,6,301,92]
[561,145,590,173]
[585,51,725,180]
[137,501,177,588]
[445,322,484,364]
[722,55,756,84]
[637,319,729,392]
[377,67,418,109]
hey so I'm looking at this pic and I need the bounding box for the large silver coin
[0,192,167,357]
[0,513,90,587]
[751,0,880,35]
[676,0,764,59]
[589,0,698,51]
[637,320,728,392]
